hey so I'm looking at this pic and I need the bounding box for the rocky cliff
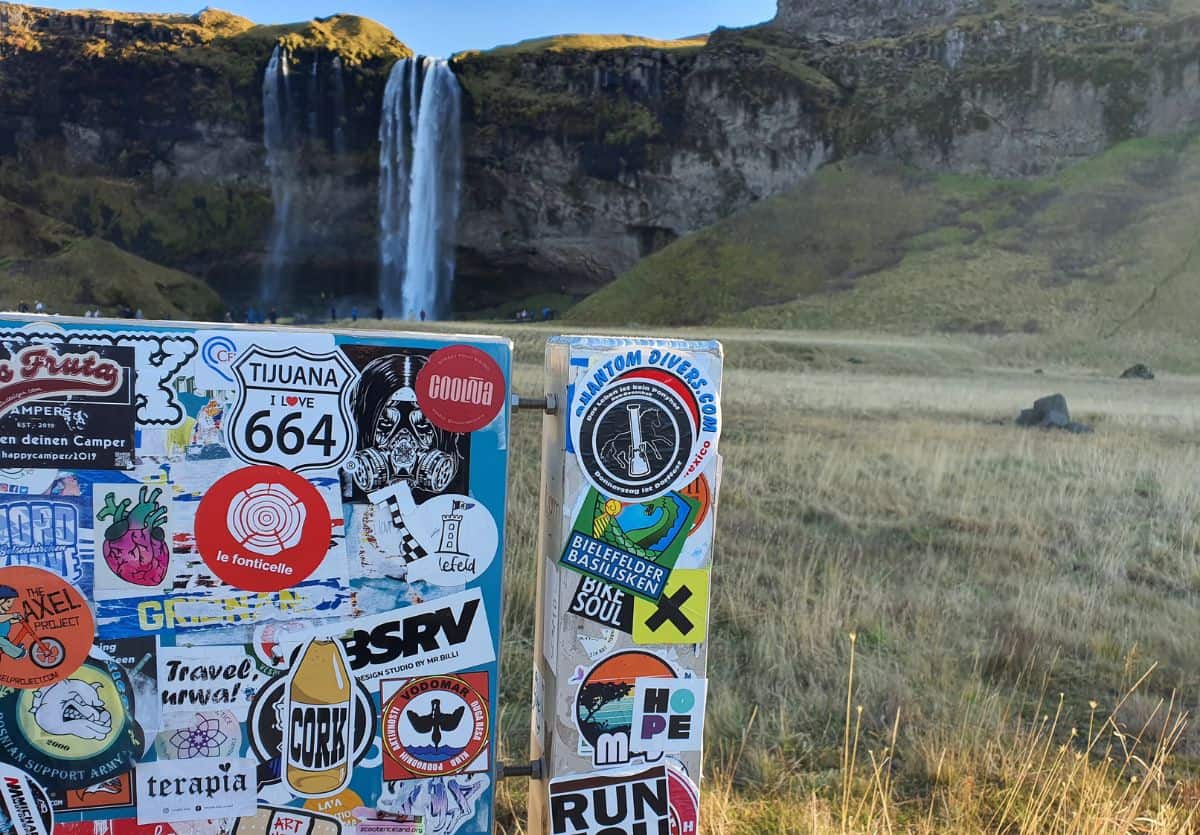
[0,3,407,311]
[3,1,1200,316]
[451,1,1200,304]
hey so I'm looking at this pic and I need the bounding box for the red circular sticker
[415,345,506,433]
[0,566,94,689]
[195,466,332,592]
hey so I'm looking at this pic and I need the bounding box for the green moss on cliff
[0,161,270,274]
[0,197,223,319]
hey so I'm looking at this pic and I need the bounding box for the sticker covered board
[0,317,512,835]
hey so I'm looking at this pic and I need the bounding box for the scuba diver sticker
[380,673,489,780]
[572,350,721,502]
[0,567,94,689]
[228,346,359,474]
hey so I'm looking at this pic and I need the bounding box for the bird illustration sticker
[380,673,490,780]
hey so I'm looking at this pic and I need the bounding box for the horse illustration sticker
[0,566,94,689]
[572,349,721,501]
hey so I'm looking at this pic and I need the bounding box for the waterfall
[332,56,347,157]
[307,58,320,140]
[261,44,296,305]
[378,59,413,318]
[377,57,463,320]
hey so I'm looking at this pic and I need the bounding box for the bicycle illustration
[0,585,65,670]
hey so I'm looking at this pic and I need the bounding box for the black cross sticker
[645,584,694,635]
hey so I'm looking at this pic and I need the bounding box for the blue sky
[33,0,778,56]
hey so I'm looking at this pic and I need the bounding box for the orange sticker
[0,566,94,688]
[679,474,712,536]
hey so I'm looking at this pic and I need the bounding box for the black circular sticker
[576,378,695,501]
[0,764,53,835]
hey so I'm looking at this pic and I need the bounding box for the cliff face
[451,2,1200,300]
[3,2,1200,315]
[773,0,1171,38]
[0,3,407,308]
[450,34,834,307]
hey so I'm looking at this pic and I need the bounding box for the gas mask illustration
[342,353,463,496]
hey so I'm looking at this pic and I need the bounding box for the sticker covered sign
[0,317,512,835]
[531,336,723,835]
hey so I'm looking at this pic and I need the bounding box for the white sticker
[264,589,497,685]
[369,482,498,587]
[629,677,707,754]
[228,346,359,474]
[194,330,335,392]
[135,756,256,823]
[157,646,268,720]
[92,482,174,599]
[549,765,669,835]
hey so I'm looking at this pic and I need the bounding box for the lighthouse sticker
[369,482,499,587]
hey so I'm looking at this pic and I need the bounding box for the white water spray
[261,44,296,304]
[377,57,463,320]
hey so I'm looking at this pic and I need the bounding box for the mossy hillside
[453,39,698,160]
[568,133,1200,334]
[0,196,223,319]
[0,157,271,273]
[481,34,708,56]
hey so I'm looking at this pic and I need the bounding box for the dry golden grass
[346,320,1200,833]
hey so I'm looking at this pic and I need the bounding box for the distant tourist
[17,301,27,313]
[268,307,278,325]
[135,308,144,319]
[376,306,384,320]
[420,310,427,322]
[351,307,358,322]
[330,305,337,321]
[34,300,43,314]
[224,311,233,322]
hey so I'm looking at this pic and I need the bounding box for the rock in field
[1120,363,1154,380]
[1015,393,1093,433]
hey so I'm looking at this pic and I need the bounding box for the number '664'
[243,410,336,456]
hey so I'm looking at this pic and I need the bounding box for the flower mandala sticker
[156,711,240,760]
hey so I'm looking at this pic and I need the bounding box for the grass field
[352,321,1200,832]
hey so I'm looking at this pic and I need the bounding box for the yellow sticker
[633,568,710,645]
